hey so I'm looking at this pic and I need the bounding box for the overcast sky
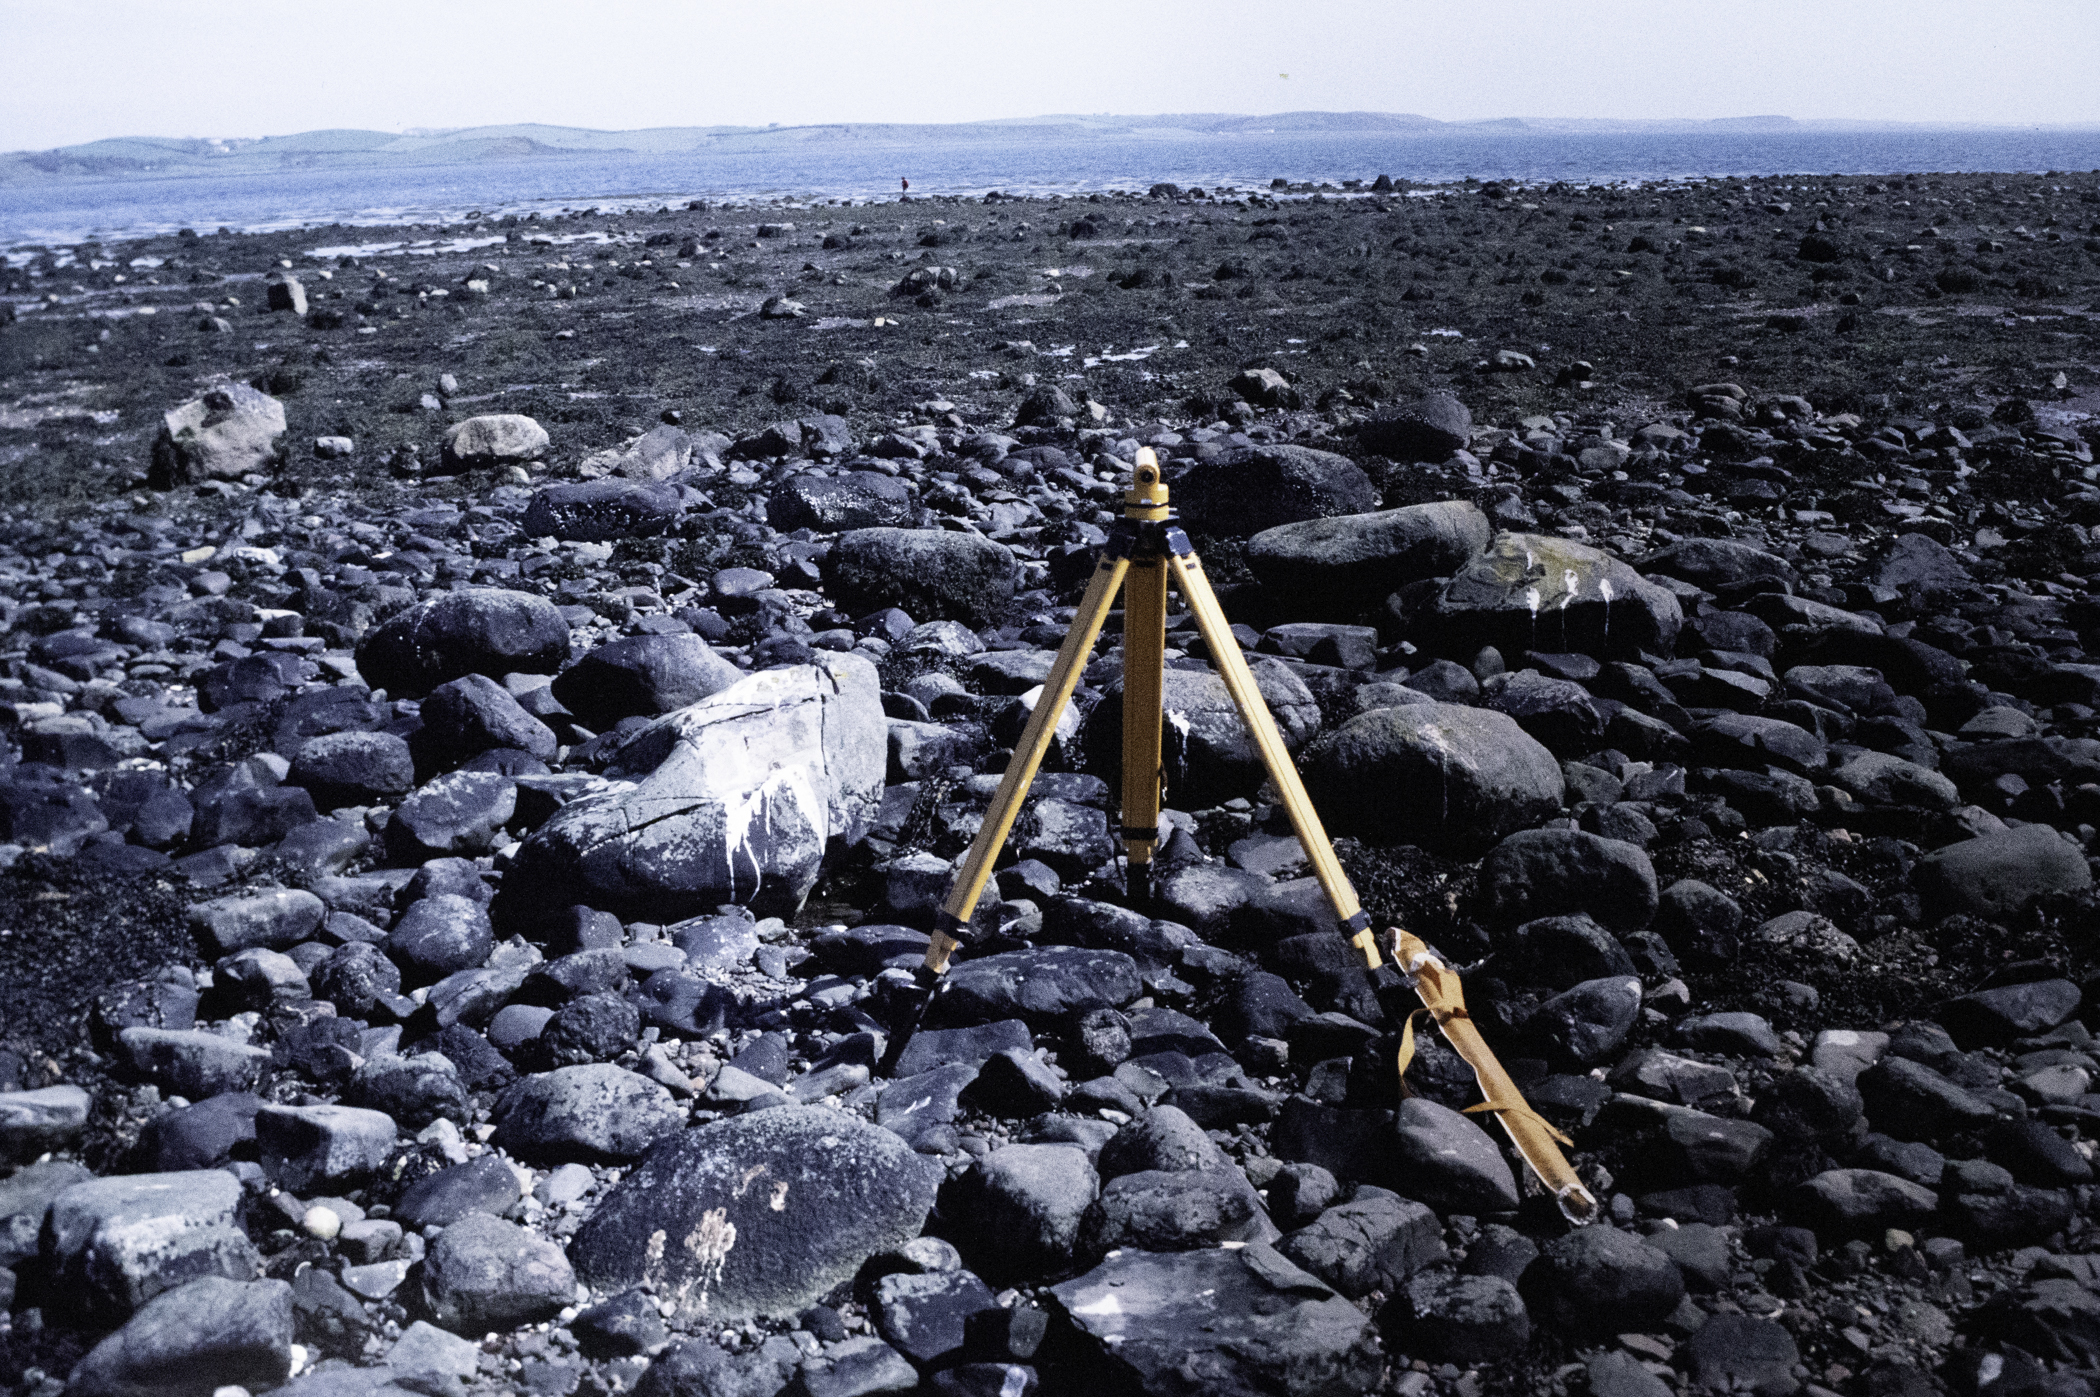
[4,0,2096,149]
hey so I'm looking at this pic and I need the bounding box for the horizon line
[18,110,2100,153]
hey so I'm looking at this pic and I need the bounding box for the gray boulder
[0,1084,91,1161]
[416,675,557,764]
[439,414,549,472]
[926,946,1143,1028]
[1637,537,1798,590]
[46,1170,257,1316]
[768,471,915,532]
[117,1028,270,1099]
[1426,532,1682,661]
[1915,824,2093,921]
[356,589,571,698]
[1245,501,1491,620]
[256,1105,397,1191]
[551,634,742,731]
[1478,828,1659,930]
[150,383,286,486]
[1050,1245,1381,1397]
[1173,445,1378,538]
[65,1277,293,1397]
[825,528,1019,626]
[523,479,682,542]
[1521,1225,1684,1334]
[384,771,518,862]
[419,1213,576,1334]
[499,654,884,921]
[944,1143,1098,1281]
[568,1107,943,1324]
[289,731,415,807]
[1390,1098,1522,1214]
[1304,702,1563,854]
[492,1064,684,1163]
[1277,1186,1446,1298]
[1356,392,1473,461]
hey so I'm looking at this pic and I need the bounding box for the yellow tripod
[880,449,1597,1224]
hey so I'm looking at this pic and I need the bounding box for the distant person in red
[901,178,909,192]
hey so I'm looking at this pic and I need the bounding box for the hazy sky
[4,0,2096,148]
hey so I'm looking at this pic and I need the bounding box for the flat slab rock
[1049,1243,1383,1397]
[566,1105,941,1324]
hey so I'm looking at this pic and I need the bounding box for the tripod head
[1125,447,1170,517]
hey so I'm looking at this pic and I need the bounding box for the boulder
[356,589,571,698]
[1521,1226,1684,1334]
[498,654,884,921]
[1478,829,1659,930]
[825,528,1019,626]
[1357,392,1474,462]
[289,731,415,807]
[523,479,682,542]
[567,1107,943,1323]
[1637,538,1798,590]
[1304,702,1564,854]
[925,946,1144,1028]
[1425,532,1682,661]
[491,1064,685,1163]
[419,1213,576,1334]
[1084,659,1320,809]
[46,1170,256,1315]
[65,1277,292,1397]
[416,674,557,765]
[551,634,742,731]
[1049,1245,1381,1397]
[440,414,549,472]
[1245,502,1491,620]
[943,1144,1098,1281]
[0,1085,91,1161]
[149,383,286,486]
[1914,824,2093,921]
[768,472,915,532]
[1173,445,1379,538]
[1277,1186,1446,1298]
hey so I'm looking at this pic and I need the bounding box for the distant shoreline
[5,123,2098,250]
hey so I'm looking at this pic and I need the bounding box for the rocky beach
[2,168,2100,1397]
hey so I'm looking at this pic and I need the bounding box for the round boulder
[1425,532,1682,662]
[523,479,682,542]
[1303,702,1563,854]
[1173,445,1378,538]
[551,634,742,731]
[1246,501,1491,621]
[356,589,571,698]
[440,414,549,472]
[1356,392,1474,463]
[150,383,287,486]
[824,528,1019,627]
[1914,824,2093,921]
[1520,1225,1684,1334]
[568,1106,943,1324]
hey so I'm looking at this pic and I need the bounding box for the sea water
[4,126,2099,247]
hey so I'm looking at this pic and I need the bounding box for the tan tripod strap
[1393,931,1599,1224]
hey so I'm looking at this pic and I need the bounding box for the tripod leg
[927,552,1131,970]
[1171,547,1598,1225]
[1166,549,1381,966]
[1119,553,1169,905]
